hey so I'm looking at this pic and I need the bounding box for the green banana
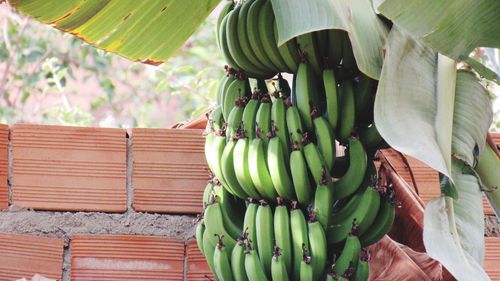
[360,194,396,247]
[353,250,370,281]
[248,137,277,200]
[226,99,245,142]
[214,236,235,281]
[327,187,381,245]
[313,112,336,173]
[213,185,245,239]
[295,62,318,133]
[323,68,339,131]
[326,29,343,67]
[290,144,313,206]
[207,131,231,193]
[237,0,275,75]
[358,123,383,150]
[331,234,361,277]
[208,105,225,133]
[271,246,289,281]
[353,74,375,120]
[256,200,274,277]
[341,32,358,76]
[333,137,367,200]
[316,30,330,68]
[330,190,365,225]
[330,159,376,224]
[290,202,309,281]
[303,135,328,185]
[231,239,249,281]
[216,1,234,50]
[216,75,230,115]
[204,202,237,252]
[225,5,272,78]
[202,181,215,208]
[223,77,250,121]
[296,32,322,75]
[195,218,205,256]
[221,137,251,200]
[273,198,292,276]
[258,1,290,73]
[220,128,251,199]
[267,133,295,200]
[274,20,300,73]
[217,70,237,107]
[205,107,224,176]
[241,91,260,139]
[286,102,305,145]
[299,245,314,281]
[337,80,356,143]
[243,201,259,251]
[325,269,351,281]
[202,228,219,280]
[244,242,269,281]
[219,11,241,71]
[255,94,272,148]
[313,170,334,230]
[271,95,290,164]
[246,0,280,72]
[308,212,328,280]
[233,136,262,199]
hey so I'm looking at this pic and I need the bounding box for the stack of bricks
[0,123,498,280]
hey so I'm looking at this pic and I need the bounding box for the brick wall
[0,124,498,281]
[0,124,211,281]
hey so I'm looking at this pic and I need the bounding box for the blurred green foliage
[0,5,224,127]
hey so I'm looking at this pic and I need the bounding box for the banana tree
[4,0,500,280]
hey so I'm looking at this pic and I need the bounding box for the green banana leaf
[425,71,493,280]
[270,0,388,79]
[376,27,493,279]
[377,0,500,61]
[7,0,220,65]
[374,27,456,178]
[424,162,488,280]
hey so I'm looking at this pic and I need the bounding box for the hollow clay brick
[11,124,127,212]
[0,233,64,280]
[0,124,8,210]
[492,132,499,149]
[131,128,209,214]
[71,235,185,281]
[186,239,215,281]
[485,237,500,281]
[379,149,494,215]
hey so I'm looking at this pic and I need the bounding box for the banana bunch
[217,0,300,78]
[196,193,386,281]
[200,4,399,278]
[197,198,330,281]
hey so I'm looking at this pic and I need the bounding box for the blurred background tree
[0,5,224,128]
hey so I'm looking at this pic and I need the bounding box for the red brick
[131,128,209,214]
[186,239,214,281]
[492,132,499,148]
[0,233,64,280]
[71,235,185,281]
[485,237,500,281]
[380,149,494,215]
[0,124,8,210]
[11,124,127,212]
